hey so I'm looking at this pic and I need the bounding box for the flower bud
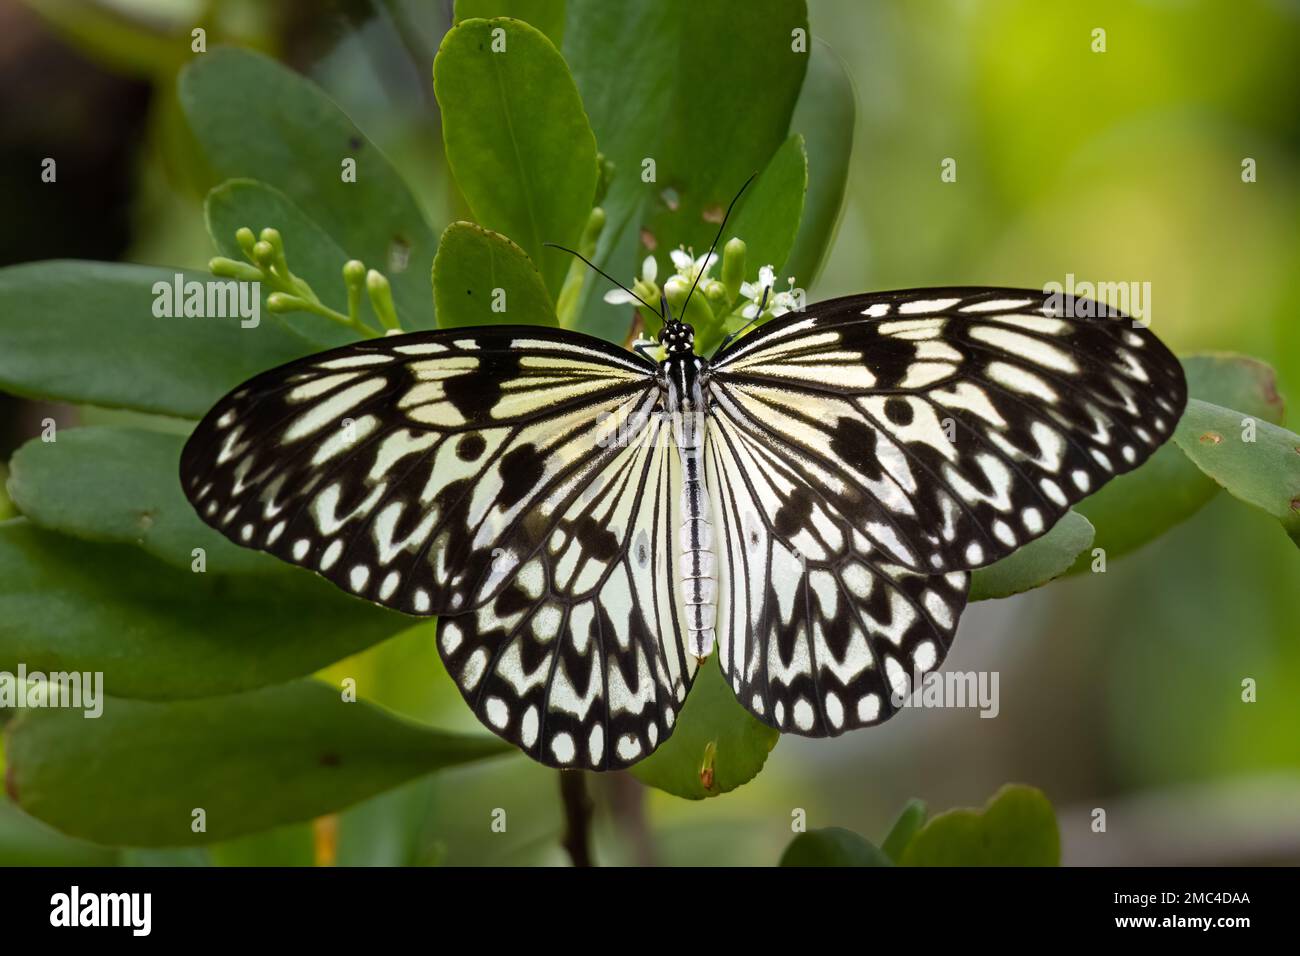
[266,292,305,313]
[703,278,728,311]
[252,240,276,269]
[721,237,746,301]
[259,227,283,253]
[366,269,401,330]
[664,274,714,331]
[343,259,367,288]
[209,257,264,282]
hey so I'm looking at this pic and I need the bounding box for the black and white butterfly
[181,286,1185,770]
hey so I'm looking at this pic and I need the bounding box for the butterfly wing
[181,326,697,769]
[704,287,1186,735]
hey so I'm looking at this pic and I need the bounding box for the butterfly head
[659,319,695,355]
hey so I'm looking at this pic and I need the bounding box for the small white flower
[604,288,638,305]
[739,264,800,319]
[669,248,718,286]
[603,256,658,305]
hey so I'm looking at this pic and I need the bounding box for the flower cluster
[603,237,803,352]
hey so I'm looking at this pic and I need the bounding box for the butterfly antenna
[681,171,758,320]
[543,241,663,318]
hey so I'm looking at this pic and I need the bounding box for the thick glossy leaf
[969,510,1094,601]
[564,0,809,340]
[880,798,928,864]
[179,47,437,328]
[0,797,118,867]
[434,18,597,296]
[7,427,273,576]
[779,827,893,867]
[724,134,808,276]
[631,655,778,800]
[1173,399,1300,546]
[1183,353,1286,423]
[901,784,1060,867]
[206,179,361,347]
[0,260,314,418]
[4,681,510,846]
[693,136,807,354]
[454,0,565,48]
[432,222,556,328]
[784,38,855,288]
[1068,352,1286,572]
[0,520,407,700]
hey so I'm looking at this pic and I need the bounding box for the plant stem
[559,770,595,867]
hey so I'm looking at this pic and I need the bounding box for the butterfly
[180,273,1186,771]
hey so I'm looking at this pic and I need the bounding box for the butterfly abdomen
[666,353,717,660]
[679,435,717,659]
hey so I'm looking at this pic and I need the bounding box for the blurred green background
[1,0,1297,865]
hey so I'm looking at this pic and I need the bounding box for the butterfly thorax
[660,332,717,661]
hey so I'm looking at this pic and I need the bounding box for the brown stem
[559,770,596,867]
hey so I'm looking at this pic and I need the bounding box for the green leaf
[779,827,893,867]
[784,38,855,288]
[4,680,510,846]
[179,47,437,329]
[0,797,118,867]
[724,135,808,275]
[434,18,597,297]
[1173,399,1300,546]
[631,654,778,799]
[900,784,1060,866]
[453,0,565,48]
[0,260,314,419]
[7,427,272,576]
[205,179,360,347]
[969,510,1095,601]
[1068,352,1287,572]
[693,135,809,353]
[1182,352,1287,424]
[207,825,314,867]
[564,0,810,340]
[880,798,928,864]
[0,520,407,700]
[431,221,556,328]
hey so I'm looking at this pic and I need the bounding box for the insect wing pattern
[181,327,697,769]
[182,286,1187,768]
[703,287,1186,736]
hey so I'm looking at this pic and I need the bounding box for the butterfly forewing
[709,288,1186,574]
[704,287,1185,735]
[180,326,696,768]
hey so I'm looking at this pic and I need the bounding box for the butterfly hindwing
[437,402,697,768]
[707,403,968,735]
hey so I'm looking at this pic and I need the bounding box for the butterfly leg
[631,337,661,363]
